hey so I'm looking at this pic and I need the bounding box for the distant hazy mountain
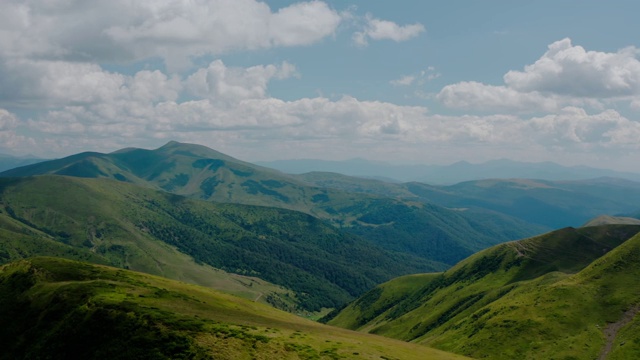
[298,172,640,230]
[256,158,640,184]
[0,154,46,172]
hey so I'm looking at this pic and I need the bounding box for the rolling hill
[0,175,441,311]
[0,257,468,360]
[326,224,640,359]
[0,141,529,265]
[298,171,640,230]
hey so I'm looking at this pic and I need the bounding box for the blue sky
[1,0,639,171]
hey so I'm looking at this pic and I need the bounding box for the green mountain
[297,171,550,240]
[0,141,520,265]
[0,257,468,360]
[326,224,640,359]
[0,175,441,311]
[298,171,640,231]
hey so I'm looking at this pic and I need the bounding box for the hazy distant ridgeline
[257,158,640,184]
[297,172,640,230]
[0,154,45,173]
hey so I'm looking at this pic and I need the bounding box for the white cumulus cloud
[0,108,18,131]
[0,0,342,70]
[437,81,560,113]
[505,38,640,98]
[0,59,181,108]
[526,107,640,147]
[390,75,416,86]
[438,38,640,113]
[0,108,28,152]
[185,60,298,103]
[353,15,425,47]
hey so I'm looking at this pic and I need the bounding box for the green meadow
[0,257,468,360]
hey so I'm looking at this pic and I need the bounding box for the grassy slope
[0,193,290,310]
[0,175,440,311]
[328,225,640,359]
[0,257,469,360]
[0,142,521,265]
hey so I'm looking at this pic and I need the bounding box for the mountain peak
[159,140,182,148]
[155,141,237,160]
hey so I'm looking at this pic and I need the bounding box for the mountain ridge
[298,171,640,230]
[257,157,640,183]
[0,256,468,360]
[0,141,530,266]
[0,175,442,311]
[326,224,640,359]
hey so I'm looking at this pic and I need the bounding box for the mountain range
[2,141,640,358]
[0,175,446,312]
[0,141,548,266]
[257,157,640,184]
[298,171,640,230]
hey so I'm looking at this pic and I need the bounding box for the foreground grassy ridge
[328,225,640,359]
[0,257,468,360]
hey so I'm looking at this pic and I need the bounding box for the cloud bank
[0,0,341,70]
[0,0,638,170]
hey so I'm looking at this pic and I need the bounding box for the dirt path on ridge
[598,305,640,360]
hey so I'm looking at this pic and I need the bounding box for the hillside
[0,257,468,360]
[297,172,550,239]
[297,171,640,230]
[0,175,441,311]
[0,204,292,309]
[0,141,525,265]
[326,224,640,359]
